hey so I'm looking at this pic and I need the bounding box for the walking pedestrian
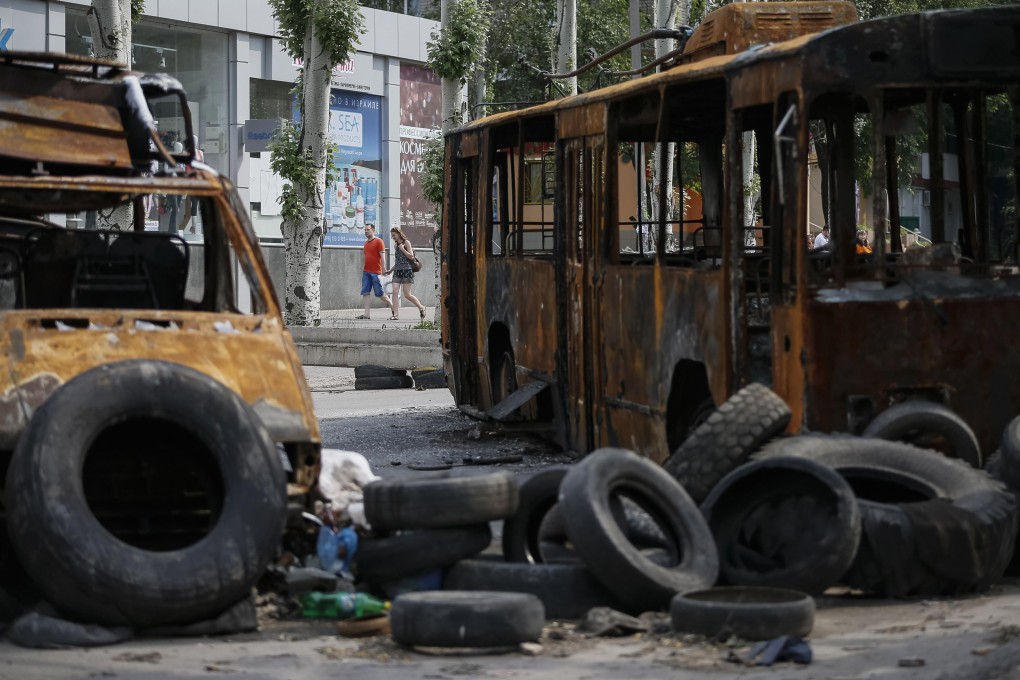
[386,226,426,320]
[357,224,393,319]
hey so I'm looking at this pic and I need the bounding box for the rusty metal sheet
[599,265,729,462]
[683,1,858,62]
[0,93,131,169]
[558,104,607,140]
[0,310,319,449]
[477,258,558,408]
[802,293,1020,456]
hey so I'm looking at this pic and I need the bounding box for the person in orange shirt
[856,229,873,254]
[357,224,394,319]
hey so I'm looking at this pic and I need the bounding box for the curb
[289,327,442,369]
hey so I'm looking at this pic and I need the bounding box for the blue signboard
[0,19,14,51]
[322,91,383,247]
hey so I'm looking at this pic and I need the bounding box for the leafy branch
[426,0,489,82]
[267,0,361,226]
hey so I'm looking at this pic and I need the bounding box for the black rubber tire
[5,360,286,627]
[491,349,517,406]
[355,374,413,390]
[862,400,982,468]
[998,416,1020,490]
[364,472,519,531]
[985,451,1020,576]
[670,586,815,641]
[390,591,544,647]
[355,525,492,583]
[701,456,860,595]
[412,369,446,389]
[354,364,406,379]
[757,434,1017,596]
[503,468,569,563]
[559,448,718,613]
[444,557,622,620]
[503,469,663,563]
[663,383,791,503]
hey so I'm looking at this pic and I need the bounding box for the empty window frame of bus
[489,117,557,257]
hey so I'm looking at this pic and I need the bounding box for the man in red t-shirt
[358,225,394,319]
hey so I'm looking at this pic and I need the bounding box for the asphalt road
[305,365,574,480]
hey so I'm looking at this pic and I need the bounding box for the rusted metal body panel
[599,266,728,462]
[0,310,315,444]
[478,259,559,402]
[682,1,858,63]
[801,287,1020,455]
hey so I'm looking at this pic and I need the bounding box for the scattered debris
[519,642,544,656]
[743,636,812,666]
[581,607,649,637]
[113,651,162,664]
[898,657,926,668]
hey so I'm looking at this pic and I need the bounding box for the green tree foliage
[486,0,554,105]
[427,0,490,81]
[267,0,363,224]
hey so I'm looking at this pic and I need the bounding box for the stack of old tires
[662,383,1017,599]
[358,471,546,648]
[445,449,720,619]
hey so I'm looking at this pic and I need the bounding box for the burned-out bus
[440,1,1020,462]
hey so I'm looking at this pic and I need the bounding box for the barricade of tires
[357,390,1018,649]
[660,385,1017,599]
[362,449,722,647]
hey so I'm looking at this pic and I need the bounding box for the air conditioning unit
[921,190,931,207]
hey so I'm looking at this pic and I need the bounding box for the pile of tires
[445,448,719,618]
[754,435,1015,597]
[661,383,1016,598]
[357,471,545,648]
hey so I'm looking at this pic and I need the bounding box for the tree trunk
[440,0,466,133]
[555,0,577,96]
[742,130,759,244]
[89,0,133,232]
[651,0,679,249]
[282,3,330,326]
[88,0,130,63]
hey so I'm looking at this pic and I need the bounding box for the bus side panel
[803,294,1020,457]
[599,265,728,463]
[479,258,558,405]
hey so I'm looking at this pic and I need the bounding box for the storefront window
[64,10,229,242]
[251,79,294,120]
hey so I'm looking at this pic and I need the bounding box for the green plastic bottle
[300,592,390,620]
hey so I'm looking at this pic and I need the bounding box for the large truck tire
[5,360,286,627]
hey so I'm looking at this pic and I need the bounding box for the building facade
[0,0,441,308]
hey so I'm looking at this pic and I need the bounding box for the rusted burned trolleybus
[441,1,1020,462]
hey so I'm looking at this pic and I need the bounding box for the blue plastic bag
[317,526,358,578]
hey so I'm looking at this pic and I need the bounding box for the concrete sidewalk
[317,304,435,330]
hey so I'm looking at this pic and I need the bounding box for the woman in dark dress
[387,226,427,320]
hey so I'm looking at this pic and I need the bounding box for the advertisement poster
[399,64,442,247]
[323,91,383,247]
